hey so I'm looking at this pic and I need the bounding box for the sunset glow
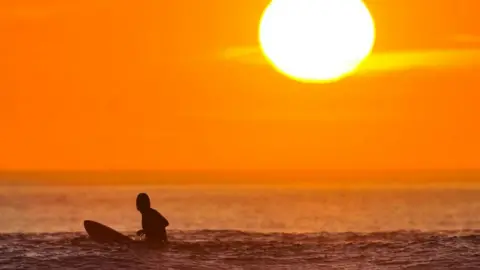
[0,1,479,171]
[2,2,480,269]
[259,0,376,82]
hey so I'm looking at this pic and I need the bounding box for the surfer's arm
[163,216,169,227]
[159,214,169,227]
[152,210,169,227]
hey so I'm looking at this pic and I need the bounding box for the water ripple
[1,230,479,269]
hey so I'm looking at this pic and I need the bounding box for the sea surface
[1,185,480,269]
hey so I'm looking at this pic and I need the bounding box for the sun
[259,0,376,83]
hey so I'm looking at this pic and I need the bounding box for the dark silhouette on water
[136,193,169,244]
[83,220,132,244]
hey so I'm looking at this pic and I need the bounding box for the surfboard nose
[83,220,92,228]
[83,220,132,244]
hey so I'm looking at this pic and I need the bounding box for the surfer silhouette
[136,193,169,244]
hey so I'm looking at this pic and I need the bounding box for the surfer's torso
[141,208,169,242]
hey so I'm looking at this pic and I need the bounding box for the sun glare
[259,0,376,83]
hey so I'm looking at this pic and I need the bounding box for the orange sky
[1,0,480,170]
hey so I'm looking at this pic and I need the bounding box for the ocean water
[1,185,480,269]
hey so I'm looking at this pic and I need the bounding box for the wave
[2,230,480,269]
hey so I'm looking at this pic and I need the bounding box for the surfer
[136,193,169,244]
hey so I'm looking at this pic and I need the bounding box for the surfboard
[83,220,133,244]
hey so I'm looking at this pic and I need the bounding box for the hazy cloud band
[222,46,480,75]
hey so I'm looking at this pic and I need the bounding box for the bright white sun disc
[259,0,376,83]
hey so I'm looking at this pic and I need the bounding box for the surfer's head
[136,193,151,212]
